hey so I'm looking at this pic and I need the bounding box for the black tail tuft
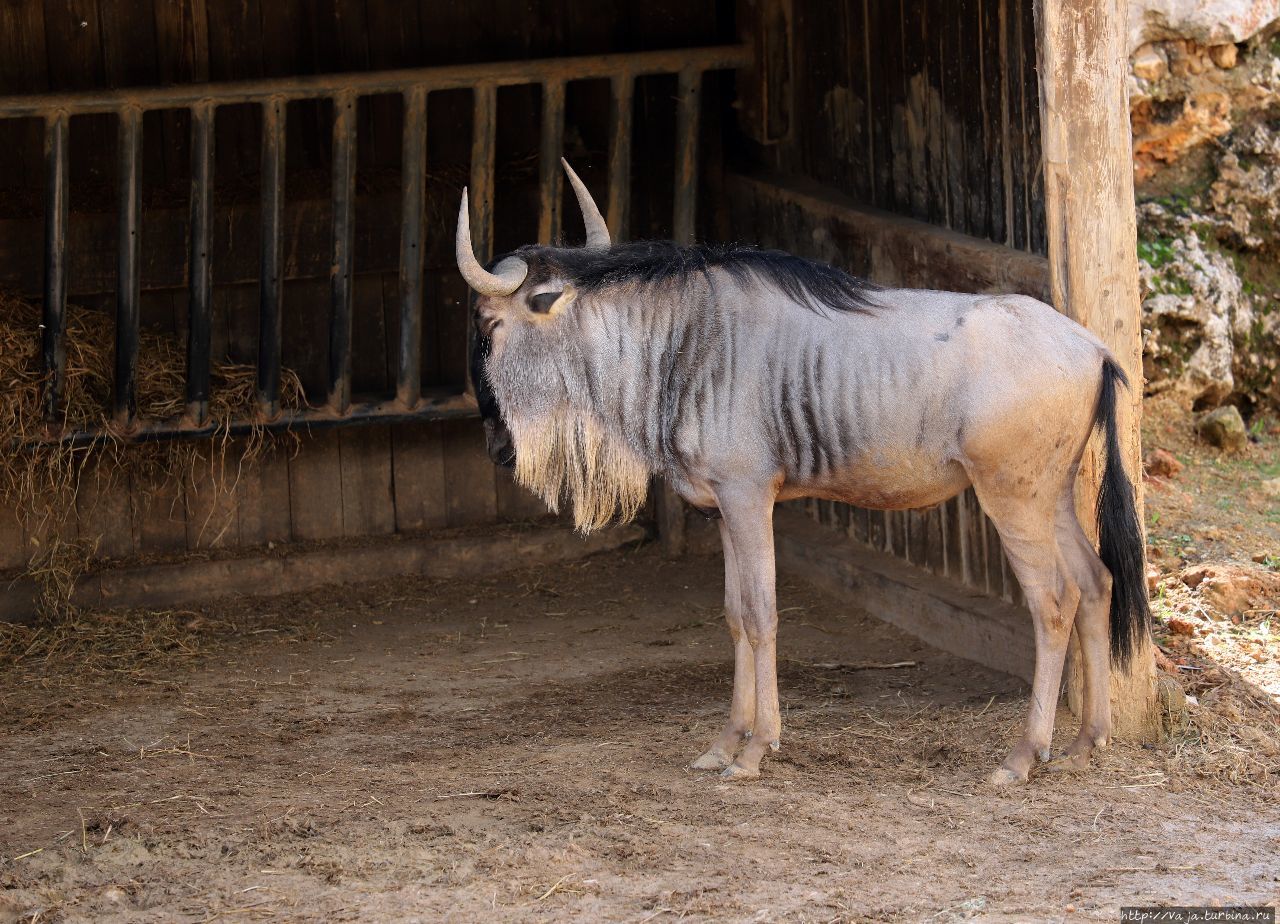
[1094,356,1151,666]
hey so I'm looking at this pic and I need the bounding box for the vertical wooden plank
[0,3,49,186]
[943,496,962,580]
[840,0,872,203]
[606,74,634,241]
[153,0,210,183]
[981,0,1007,245]
[390,421,447,533]
[943,0,969,234]
[962,0,988,238]
[983,513,1004,597]
[0,504,27,571]
[183,449,239,550]
[442,419,496,528]
[43,0,109,188]
[899,0,925,219]
[538,79,566,245]
[1003,0,1027,250]
[867,508,886,553]
[236,440,293,547]
[76,460,134,560]
[1022,0,1046,255]
[865,0,894,210]
[134,467,187,555]
[339,425,395,538]
[397,85,426,407]
[924,505,946,576]
[206,0,264,176]
[288,430,345,541]
[496,469,549,522]
[922,0,947,225]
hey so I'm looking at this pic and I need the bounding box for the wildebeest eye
[529,291,562,314]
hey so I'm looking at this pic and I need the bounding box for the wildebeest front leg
[690,519,757,771]
[715,488,781,781]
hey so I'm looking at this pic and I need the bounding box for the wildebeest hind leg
[971,478,1078,786]
[1045,488,1114,772]
[690,519,758,771]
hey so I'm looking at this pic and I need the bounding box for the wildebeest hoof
[719,762,760,781]
[689,750,732,771]
[1043,753,1088,774]
[988,765,1028,787]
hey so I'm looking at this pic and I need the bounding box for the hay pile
[0,289,304,609]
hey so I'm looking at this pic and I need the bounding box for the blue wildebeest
[458,161,1150,785]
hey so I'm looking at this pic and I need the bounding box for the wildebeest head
[457,161,650,532]
[459,160,607,472]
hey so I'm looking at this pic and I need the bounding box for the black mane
[514,240,881,315]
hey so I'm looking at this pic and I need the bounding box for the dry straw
[0,289,304,617]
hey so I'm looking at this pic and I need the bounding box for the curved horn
[561,158,611,250]
[455,187,528,296]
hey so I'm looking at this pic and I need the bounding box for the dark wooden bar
[672,68,701,244]
[605,74,634,241]
[328,90,357,413]
[41,112,69,423]
[397,85,427,410]
[257,98,286,419]
[537,79,565,244]
[187,102,214,425]
[114,107,143,428]
[468,83,497,395]
[0,45,752,118]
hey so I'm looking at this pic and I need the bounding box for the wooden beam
[0,522,644,622]
[725,170,1050,299]
[1035,0,1159,741]
[775,508,1035,683]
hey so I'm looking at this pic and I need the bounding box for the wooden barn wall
[744,0,1048,608]
[0,0,724,573]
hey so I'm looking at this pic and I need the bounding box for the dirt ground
[2,541,1278,923]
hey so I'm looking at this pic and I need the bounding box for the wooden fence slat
[236,442,294,547]
[390,421,447,533]
[339,425,396,538]
[288,429,345,541]
[442,419,496,528]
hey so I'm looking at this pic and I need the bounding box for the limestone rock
[1144,448,1185,478]
[1196,404,1248,450]
[1128,0,1280,53]
[1139,225,1248,407]
[1178,561,1280,616]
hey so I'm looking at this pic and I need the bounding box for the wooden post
[1035,0,1160,741]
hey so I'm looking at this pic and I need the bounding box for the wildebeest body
[458,163,1150,786]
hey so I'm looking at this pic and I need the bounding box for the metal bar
[41,111,69,424]
[605,74,634,241]
[672,68,701,244]
[187,102,214,425]
[257,98,286,419]
[0,45,752,118]
[468,83,497,395]
[537,79,565,244]
[38,391,481,448]
[396,84,427,409]
[328,90,357,414]
[114,106,142,429]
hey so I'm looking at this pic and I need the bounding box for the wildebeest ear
[529,291,562,314]
[528,284,576,319]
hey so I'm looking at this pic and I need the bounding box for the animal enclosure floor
[2,544,1277,922]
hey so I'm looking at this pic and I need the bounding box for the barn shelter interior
[0,0,1156,734]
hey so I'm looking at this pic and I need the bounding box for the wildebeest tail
[1093,356,1151,666]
